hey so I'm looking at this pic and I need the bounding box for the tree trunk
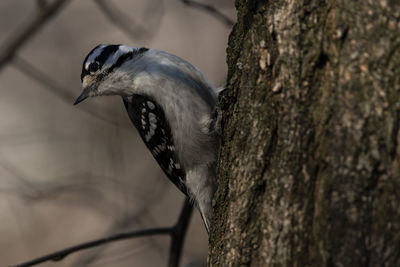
[209,0,400,266]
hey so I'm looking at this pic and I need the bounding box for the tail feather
[199,210,210,234]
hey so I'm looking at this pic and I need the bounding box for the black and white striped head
[74,44,148,105]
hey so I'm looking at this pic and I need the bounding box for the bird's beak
[74,86,91,105]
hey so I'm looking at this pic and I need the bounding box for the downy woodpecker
[74,44,218,233]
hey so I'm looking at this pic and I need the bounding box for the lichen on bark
[209,0,400,266]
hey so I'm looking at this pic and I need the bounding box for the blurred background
[0,1,234,266]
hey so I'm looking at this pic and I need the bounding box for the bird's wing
[123,95,188,196]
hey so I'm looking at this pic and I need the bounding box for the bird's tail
[200,211,210,234]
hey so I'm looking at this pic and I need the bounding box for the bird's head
[74,44,148,105]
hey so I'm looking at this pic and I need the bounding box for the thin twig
[11,227,172,267]
[94,0,152,40]
[12,57,72,103]
[181,0,235,27]
[12,56,130,129]
[0,0,71,72]
[168,198,193,267]
[11,198,194,267]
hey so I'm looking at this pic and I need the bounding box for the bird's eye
[88,61,100,73]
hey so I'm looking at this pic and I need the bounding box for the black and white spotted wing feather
[123,94,187,195]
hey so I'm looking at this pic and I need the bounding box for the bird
[74,44,219,233]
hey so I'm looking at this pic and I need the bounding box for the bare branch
[181,0,235,27]
[11,227,172,267]
[0,0,71,72]
[168,198,193,267]
[11,198,193,267]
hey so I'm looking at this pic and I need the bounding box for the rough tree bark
[209,0,400,266]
